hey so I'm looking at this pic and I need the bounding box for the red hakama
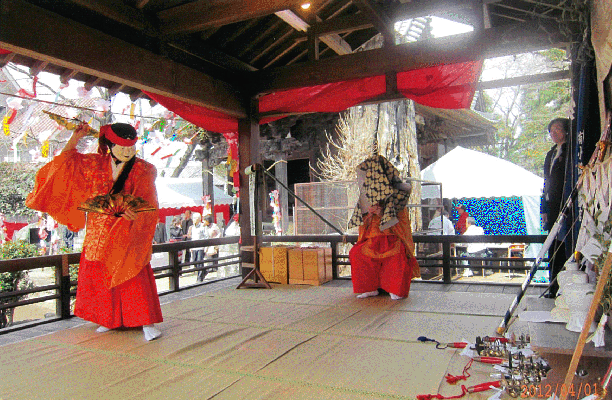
[349,208,420,297]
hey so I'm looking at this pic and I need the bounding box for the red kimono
[26,149,163,329]
[349,208,420,297]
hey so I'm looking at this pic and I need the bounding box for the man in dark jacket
[541,117,569,297]
[181,210,193,263]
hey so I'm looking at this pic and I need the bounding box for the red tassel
[445,358,472,384]
[417,386,468,400]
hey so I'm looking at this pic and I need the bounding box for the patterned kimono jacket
[26,149,163,328]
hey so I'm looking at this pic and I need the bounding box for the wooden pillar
[238,98,260,250]
[307,14,319,61]
[274,153,289,235]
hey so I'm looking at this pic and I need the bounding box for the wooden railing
[0,236,241,334]
[1,234,547,334]
[261,234,548,284]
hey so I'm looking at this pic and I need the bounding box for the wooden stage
[0,279,609,399]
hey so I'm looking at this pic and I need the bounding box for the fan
[78,193,156,217]
[43,111,99,137]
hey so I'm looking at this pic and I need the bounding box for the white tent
[155,177,234,208]
[420,146,544,258]
[420,146,543,199]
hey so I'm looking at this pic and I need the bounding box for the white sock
[143,324,162,341]
[356,290,379,299]
[96,326,111,333]
[390,293,405,300]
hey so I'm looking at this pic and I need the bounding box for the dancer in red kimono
[348,155,420,299]
[26,122,163,341]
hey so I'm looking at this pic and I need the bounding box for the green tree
[478,49,571,176]
[0,162,43,217]
[0,240,37,328]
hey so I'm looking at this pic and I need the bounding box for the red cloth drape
[144,63,480,135]
[144,91,239,134]
[396,60,483,109]
[3,222,27,241]
[159,204,230,225]
[258,75,387,124]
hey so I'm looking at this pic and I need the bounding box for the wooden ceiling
[0,0,584,120]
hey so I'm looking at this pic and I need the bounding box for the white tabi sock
[143,324,162,341]
[390,293,405,300]
[96,326,111,333]
[356,290,379,299]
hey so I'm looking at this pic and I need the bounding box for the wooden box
[259,246,289,284]
[288,247,333,286]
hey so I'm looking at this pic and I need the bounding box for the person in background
[455,204,469,234]
[169,216,183,242]
[541,117,570,298]
[26,122,163,341]
[202,214,221,276]
[181,210,193,263]
[428,209,455,235]
[168,216,184,262]
[460,217,490,277]
[153,218,167,244]
[224,214,240,237]
[187,213,208,282]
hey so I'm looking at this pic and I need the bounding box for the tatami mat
[0,283,526,399]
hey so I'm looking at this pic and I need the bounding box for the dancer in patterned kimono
[348,155,420,299]
[26,122,163,341]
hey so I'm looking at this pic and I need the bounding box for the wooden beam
[477,70,570,90]
[83,76,102,91]
[252,20,578,94]
[353,0,395,45]
[66,0,151,31]
[275,10,352,56]
[59,68,78,85]
[391,0,474,22]
[29,60,48,76]
[0,0,246,118]
[107,83,125,97]
[158,0,309,35]
[310,13,373,36]
[0,52,15,68]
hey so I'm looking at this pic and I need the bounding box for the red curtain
[159,204,230,225]
[4,222,27,241]
[396,60,483,109]
[144,91,239,134]
[145,63,480,133]
[258,75,386,124]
